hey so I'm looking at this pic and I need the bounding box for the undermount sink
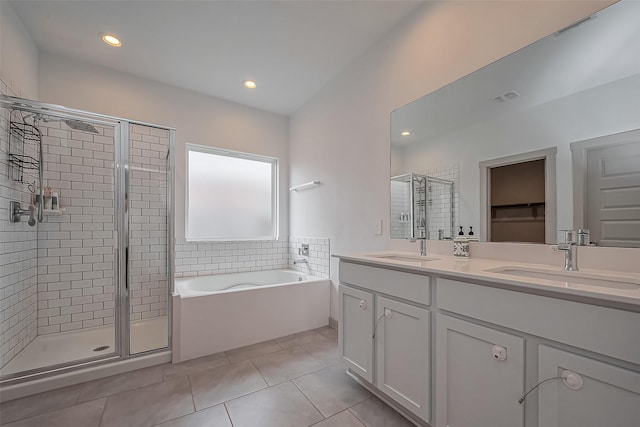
[366,254,438,263]
[487,267,640,291]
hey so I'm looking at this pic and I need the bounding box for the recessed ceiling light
[401,131,411,136]
[101,33,122,47]
[243,80,257,89]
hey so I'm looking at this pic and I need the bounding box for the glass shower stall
[0,95,174,384]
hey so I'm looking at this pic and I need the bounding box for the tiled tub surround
[35,120,116,336]
[174,240,290,278]
[128,125,169,322]
[0,80,38,369]
[175,237,331,279]
[289,237,330,279]
[390,180,411,238]
[0,326,414,427]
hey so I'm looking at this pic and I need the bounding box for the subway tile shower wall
[0,79,39,368]
[288,237,330,279]
[35,120,117,335]
[174,240,289,277]
[128,125,169,322]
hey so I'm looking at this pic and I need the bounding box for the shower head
[63,119,99,134]
[22,113,100,134]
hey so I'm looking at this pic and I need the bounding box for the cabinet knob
[492,345,507,361]
[359,300,367,310]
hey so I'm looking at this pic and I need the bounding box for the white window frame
[185,143,279,241]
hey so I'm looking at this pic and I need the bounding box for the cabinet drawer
[436,278,640,365]
[340,261,430,305]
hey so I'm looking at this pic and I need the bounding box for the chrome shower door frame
[0,95,175,386]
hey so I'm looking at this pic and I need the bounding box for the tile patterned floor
[0,327,414,427]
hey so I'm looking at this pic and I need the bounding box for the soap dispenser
[468,226,478,242]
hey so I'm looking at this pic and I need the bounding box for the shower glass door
[128,124,171,354]
[1,99,122,378]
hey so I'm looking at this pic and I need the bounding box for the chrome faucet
[557,230,577,271]
[293,259,308,265]
[410,238,427,256]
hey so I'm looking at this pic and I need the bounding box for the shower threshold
[1,317,167,377]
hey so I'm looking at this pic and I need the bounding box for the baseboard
[328,316,338,329]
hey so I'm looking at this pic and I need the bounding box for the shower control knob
[359,300,367,310]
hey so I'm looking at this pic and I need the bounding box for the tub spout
[293,259,308,265]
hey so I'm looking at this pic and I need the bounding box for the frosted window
[187,147,277,240]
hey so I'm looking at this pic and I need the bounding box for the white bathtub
[176,270,314,296]
[172,269,330,362]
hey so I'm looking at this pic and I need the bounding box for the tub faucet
[293,259,308,265]
[557,230,577,271]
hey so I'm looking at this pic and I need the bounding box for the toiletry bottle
[467,226,479,242]
[52,192,59,211]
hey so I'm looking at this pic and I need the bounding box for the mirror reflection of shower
[7,109,99,226]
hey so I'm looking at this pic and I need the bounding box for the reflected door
[586,137,640,247]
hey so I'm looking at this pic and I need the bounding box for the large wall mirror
[390,0,640,247]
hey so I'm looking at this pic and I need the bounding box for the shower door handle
[125,246,129,291]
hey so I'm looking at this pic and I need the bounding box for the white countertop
[335,251,640,309]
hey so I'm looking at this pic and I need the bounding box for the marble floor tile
[1,398,106,427]
[100,376,194,427]
[0,383,83,425]
[189,360,267,410]
[310,410,365,427]
[300,338,340,367]
[163,352,229,381]
[154,404,232,427]
[225,340,282,363]
[313,326,338,342]
[78,365,164,403]
[348,397,414,427]
[293,365,371,418]
[225,381,323,427]
[275,330,330,349]
[252,346,325,386]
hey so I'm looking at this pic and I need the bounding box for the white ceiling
[10,0,423,115]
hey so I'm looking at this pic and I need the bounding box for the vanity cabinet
[338,285,374,382]
[537,345,640,427]
[338,261,432,422]
[375,296,430,421]
[338,259,640,427]
[435,315,525,427]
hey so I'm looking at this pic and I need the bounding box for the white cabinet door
[435,315,525,427]
[375,296,430,422]
[338,284,374,382]
[538,345,640,427]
